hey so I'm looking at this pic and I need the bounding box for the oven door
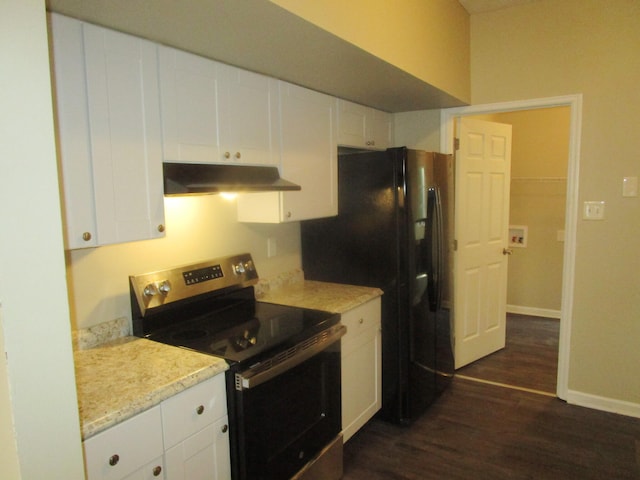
[228,325,345,480]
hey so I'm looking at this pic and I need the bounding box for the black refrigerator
[301,147,455,425]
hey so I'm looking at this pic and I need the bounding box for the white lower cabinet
[83,406,164,480]
[340,297,382,442]
[82,375,230,480]
[161,375,231,480]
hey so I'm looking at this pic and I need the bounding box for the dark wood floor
[457,313,560,394]
[343,315,640,479]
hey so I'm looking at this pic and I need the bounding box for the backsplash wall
[66,194,301,330]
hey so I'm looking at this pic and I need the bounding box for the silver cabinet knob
[109,454,119,466]
[157,224,165,233]
[224,151,231,159]
[196,405,204,415]
[234,152,241,159]
[82,232,92,242]
[152,466,162,477]
[221,424,228,433]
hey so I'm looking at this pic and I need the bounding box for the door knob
[503,248,513,255]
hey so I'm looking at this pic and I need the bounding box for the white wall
[0,1,85,477]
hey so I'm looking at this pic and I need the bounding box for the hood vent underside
[163,163,301,196]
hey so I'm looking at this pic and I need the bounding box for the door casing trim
[440,94,583,401]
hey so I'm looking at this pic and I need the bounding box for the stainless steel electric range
[130,253,345,480]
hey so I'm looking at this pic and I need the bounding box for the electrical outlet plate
[622,176,638,197]
[583,201,605,220]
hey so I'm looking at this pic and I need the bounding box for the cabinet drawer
[340,297,381,342]
[83,406,163,480]
[161,375,227,450]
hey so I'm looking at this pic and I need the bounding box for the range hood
[163,162,301,196]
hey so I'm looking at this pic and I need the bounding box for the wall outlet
[622,176,638,197]
[583,201,605,220]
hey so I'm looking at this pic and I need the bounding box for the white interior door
[454,117,512,368]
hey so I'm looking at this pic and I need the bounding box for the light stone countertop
[74,337,227,440]
[256,279,383,313]
[73,277,380,441]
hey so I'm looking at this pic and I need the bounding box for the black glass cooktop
[145,299,339,365]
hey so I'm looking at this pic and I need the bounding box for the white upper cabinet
[159,53,279,166]
[237,81,337,223]
[337,99,392,150]
[217,63,280,166]
[51,14,165,249]
[159,46,221,163]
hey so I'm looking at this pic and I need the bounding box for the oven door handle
[235,324,346,390]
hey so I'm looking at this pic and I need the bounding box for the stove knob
[158,280,171,295]
[245,260,254,272]
[233,263,246,275]
[143,283,158,297]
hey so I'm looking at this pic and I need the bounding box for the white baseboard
[566,390,640,419]
[506,304,561,319]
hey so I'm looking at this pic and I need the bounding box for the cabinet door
[159,46,220,163]
[164,416,231,480]
[337,99,391,150]
[367,109,392,150]
[83,406,163,480]
[50,13,98,248]
[161,375,227,450]
[236,82,337,223]
[340,298,382,442]
[82,22,165,246]
[217,63,279,166]
[336,99,368,148]
[280,82,338,221]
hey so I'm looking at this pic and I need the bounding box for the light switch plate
[267,237,277,258]
[622,176,638,197]
[583,201,605,220]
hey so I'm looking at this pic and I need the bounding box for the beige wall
[68,196,301,330]
[393,109,443,151]
[271,0,471,104]
[471,0,640,404]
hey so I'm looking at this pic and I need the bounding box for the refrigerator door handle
[426,186,444,312]
[434,186,444,311]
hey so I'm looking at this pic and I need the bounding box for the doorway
[441,95,583,401]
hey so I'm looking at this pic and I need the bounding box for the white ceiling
[458,0,537,14]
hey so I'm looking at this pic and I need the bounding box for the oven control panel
[130,253,259,315]
[183,265,224,285]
